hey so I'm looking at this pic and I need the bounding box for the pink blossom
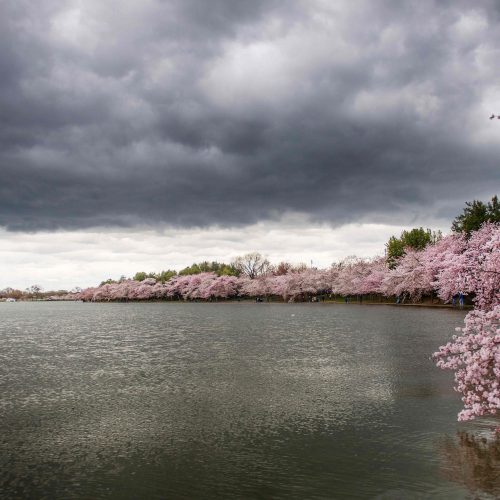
[433,306,500,422]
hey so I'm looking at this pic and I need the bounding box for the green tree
[386,235,406,265]
[488,194,500,221]
[133,270,177,282]
[179,261,239,277]
[133,271,148,282]
[179,263,202,275]
[386,227,441,268]
[156,270,177,282]
[452,195,500,236]
[99,278,117,286]
[217,264,240,276]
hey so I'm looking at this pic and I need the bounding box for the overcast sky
[1,0,499,289]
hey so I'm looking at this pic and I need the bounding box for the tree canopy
[452,195,500,236]
[133,270,177,283]
[178,261,239,277]
[386,227,441,268]
[231,252,272,279]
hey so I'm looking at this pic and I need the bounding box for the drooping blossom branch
[433,223,500,425]
[433,306,500,422]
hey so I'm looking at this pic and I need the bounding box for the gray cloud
[1,0,499,231]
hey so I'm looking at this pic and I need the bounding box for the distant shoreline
[1,298,472,310]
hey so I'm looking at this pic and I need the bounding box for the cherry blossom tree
[436,223,500,309]
[433,223,500,426]
[380,249,433,301]
[239,275,269,299]
[433,306,500,422]
[357,257,387,296]
[206,275,240,299]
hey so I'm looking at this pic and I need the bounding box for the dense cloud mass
[1,0,499,231]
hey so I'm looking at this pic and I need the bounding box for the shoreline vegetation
[0,296,474,309]
[1,197,498,307]
[30,223,497,308]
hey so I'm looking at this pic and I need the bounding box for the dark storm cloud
[1,0,499,231]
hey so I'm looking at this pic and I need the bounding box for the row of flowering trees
[62,223,496,306]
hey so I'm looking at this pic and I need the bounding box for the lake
[0,302,498,499]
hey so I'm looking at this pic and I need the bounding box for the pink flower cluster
[434,307,500,422]
[437,223,500,310]
[74,273,241,302]
[432,223,500,423]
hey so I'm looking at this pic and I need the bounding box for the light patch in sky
[0,221,445,291]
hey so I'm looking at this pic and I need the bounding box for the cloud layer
[1,0,499,231]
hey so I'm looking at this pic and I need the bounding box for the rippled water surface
[1,302,498,499]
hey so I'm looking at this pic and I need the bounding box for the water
[0,302,498,499]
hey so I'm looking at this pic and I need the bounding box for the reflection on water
[0,302,483,498]
[439,430,500,498]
